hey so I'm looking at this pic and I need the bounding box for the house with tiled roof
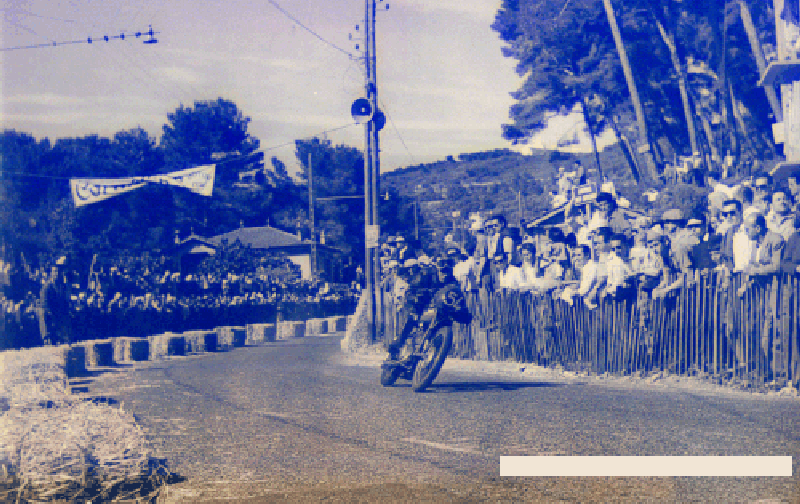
[206,225,344,282]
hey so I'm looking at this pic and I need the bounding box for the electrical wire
[0,27,159,51]
[378,98,416,166]
[266,0,353,58]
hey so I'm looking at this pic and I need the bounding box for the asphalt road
[78,335,800,502]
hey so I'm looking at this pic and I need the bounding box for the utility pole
[308,152,316,279]
[363,0,381,342]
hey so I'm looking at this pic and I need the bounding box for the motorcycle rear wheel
[411,327,453,392]
[380,365,402,387]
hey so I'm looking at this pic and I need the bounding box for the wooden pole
[308,153,316,278]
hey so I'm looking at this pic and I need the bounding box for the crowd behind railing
[0,245,358,349]
[373,171,800,389]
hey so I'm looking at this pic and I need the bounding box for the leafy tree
[492,0,627,178]
[493,0,779,181]
[295,138,365,258]
[160,98,262,180]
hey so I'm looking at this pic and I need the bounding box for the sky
[1,0,616,177]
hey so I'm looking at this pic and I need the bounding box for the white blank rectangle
[500,456,793,477]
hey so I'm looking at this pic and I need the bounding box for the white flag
[70,165,215,207]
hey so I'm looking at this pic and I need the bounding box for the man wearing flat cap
[661,209,694,271]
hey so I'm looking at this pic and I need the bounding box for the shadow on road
[410,380,568,393]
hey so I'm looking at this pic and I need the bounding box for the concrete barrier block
[306,319,329,336]
[82,340,114,367]
[113,337,149,363]
[183,331,218,353]
[148,333,186,360]
[65,346,87,378]
[216,326,246,350]
[330,316,347,332]
[246,323,276,344]
[277,321,305,340]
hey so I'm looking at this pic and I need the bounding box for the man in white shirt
[766,189,797,240]
[605,234,633,298]
[493,252,524,290]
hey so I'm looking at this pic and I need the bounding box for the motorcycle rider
[385,256,459,361]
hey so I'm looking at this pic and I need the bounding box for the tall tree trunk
[655,18,701,158]
[738,0,783,122]
[580,99,603,182]
[608,114,641,183]
[602,0,659,180]
[729,81,758,176]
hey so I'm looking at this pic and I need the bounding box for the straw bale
[0,399,150,484]
[277,321,305,340]
[183,330,218,353]
[306,318,329,336]
[215,326,246,350]
[0,347,70,408]
[245,323,276,344]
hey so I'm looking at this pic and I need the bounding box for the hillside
[382,141,642,241]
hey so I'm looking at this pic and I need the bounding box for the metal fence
[376,272,800,389]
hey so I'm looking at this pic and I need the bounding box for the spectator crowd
[1,242,358,348]
[378,172,800,315]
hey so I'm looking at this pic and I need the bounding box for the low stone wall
[78,340,115,368]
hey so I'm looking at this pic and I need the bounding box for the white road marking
[401,437,483,455]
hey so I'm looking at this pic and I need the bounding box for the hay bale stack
[216,326,246,350]
[330,316,347,332]
[183,330,218,353]
[306,318,329,336]
[245,323,276,344]
[0,399,150,483]
[277,321,305,340]
[79,340,115,368]
[147,333,185,360]
[0,346,69,407]
[113,337,150,363]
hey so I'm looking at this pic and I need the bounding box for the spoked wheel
[411,327,453,392]
[380,365,402,387]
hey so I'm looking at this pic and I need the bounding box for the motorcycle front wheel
[411,326,453,392]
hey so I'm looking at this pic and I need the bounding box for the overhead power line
[0,26,158,52]
[265,0,353,58]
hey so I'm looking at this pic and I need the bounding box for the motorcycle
[380,282,472,392]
